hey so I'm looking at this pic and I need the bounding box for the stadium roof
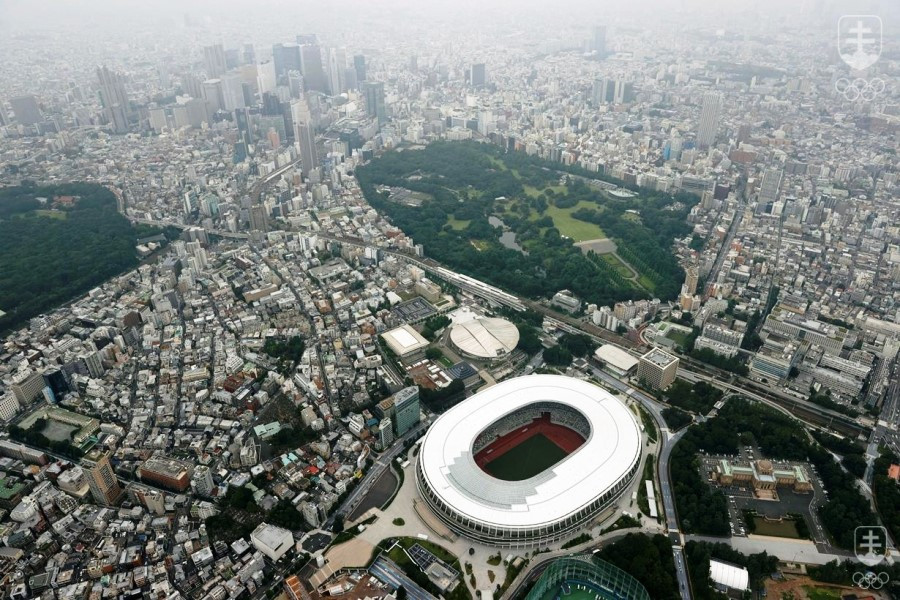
[709,560,749,591]
[418,374,641,529]
[449,317,519,358]
[382,324,429,356]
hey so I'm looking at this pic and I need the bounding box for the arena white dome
[448,317,519,360]
[416,374,642,547]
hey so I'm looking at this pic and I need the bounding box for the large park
[355,141,698,308]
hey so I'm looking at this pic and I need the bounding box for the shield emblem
[854,526,888,567]
[838,15,882,71]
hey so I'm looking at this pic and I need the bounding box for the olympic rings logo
[852,571,889,590]
[834,77,886,101]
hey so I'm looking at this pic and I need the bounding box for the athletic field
[483,433,568,481]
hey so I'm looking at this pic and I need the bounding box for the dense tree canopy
[356,142,696,307]
[597,533,679,599]
[0,182,172,333]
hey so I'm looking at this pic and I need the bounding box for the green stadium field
[483,433,568,481]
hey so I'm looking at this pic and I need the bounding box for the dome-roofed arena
[447,316,519,360]
[416,374,642,547]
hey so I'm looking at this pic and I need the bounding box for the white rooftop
[382,324,429,356]
[709,559,749,591]
[418,374,641,529]
[449,317,519,358]
[594,345,640,372]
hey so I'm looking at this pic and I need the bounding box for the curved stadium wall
[415,374,642,547]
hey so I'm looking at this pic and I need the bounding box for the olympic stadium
[416,374,642,547]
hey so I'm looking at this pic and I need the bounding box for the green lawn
[523,182,567,198]
[803,587,842,600]
[638,275,656,291]
[543,201,605,242]
[34,210,67,220]
[483,434,568,481]
[665,329,691,348]
[446,216,470,230]
[600,253,634,278]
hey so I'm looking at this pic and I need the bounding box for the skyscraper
[272,43,302,78]
[201,79,225,113]
[242,43,256,65]
[84,449,123,505]
[300,44,328,93]
[592,25,607,56]
[697,91,722,149]
[203,43,227,78]
[327,47,347,95]
[362,81,386,125]
[10,95,41,125]
[96,66,130,133]
[392,386,420,436]
[220,73,246,111]
[249,204,269,232]
[757,168,784,214]
[257,60,277,96]
[353,54,366,83]
[291,99,318,177]
[470,63,486,87]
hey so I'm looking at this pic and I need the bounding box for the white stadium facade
[416,374,642,547]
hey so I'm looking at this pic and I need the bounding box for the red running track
[473,413,585,469]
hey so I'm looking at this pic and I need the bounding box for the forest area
[0,182,172,334]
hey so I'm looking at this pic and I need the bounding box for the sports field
[483,433,568,481]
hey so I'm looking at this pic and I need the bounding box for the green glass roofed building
[525,555,650,600]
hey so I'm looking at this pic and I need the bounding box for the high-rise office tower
[392,386,420,436]
[272,43,302,78]
[203,43,227,78]
[362,81,386,125]
[353,54,366,83]
[300,44,328,93]
[296,33,318,45]
[242,43,256,65]
[257,61,277,96]
[613,80,634,104]
[249,204,269,232]
[697,91,722,149]
[470,63,486,87]
[96,66,130,133]
[0,100,8,126]
[201,79,225,112]
[592,25,607,56]
[757,168,783,214]
[221,73,246,111]
[10,95,41,125]
[591,79,632,105]
[327,47,347,95]
[291,99,319,177]
[84,449,123,505]
[344,67,358,91]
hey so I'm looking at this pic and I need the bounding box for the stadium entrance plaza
[312,421,663,597]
